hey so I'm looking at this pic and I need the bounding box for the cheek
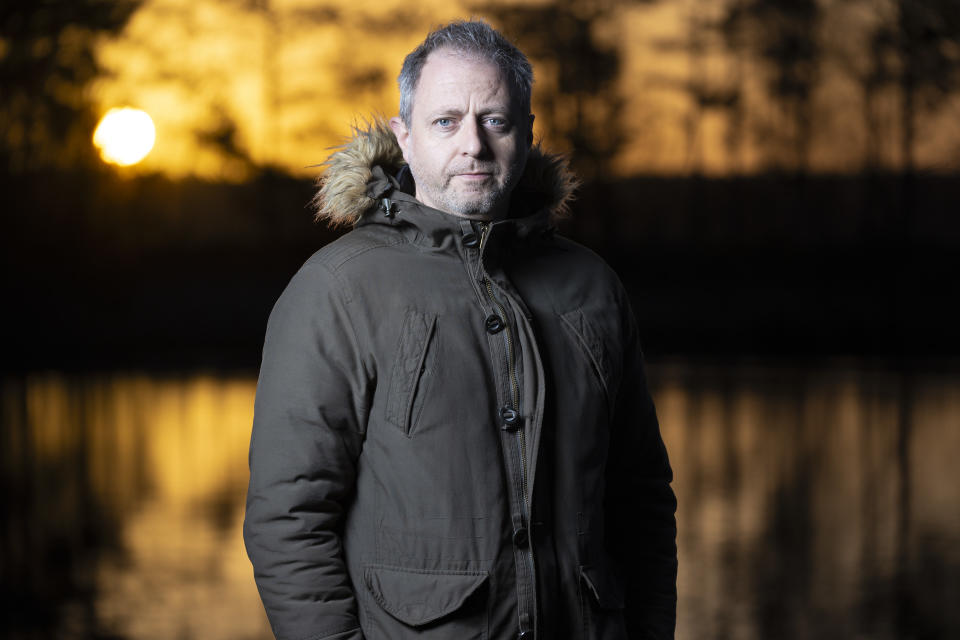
[402,139,416,163]
[421,143,454,171]
[505,141,528,171]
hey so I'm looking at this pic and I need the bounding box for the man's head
[389,21,535,220]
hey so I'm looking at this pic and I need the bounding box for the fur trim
[311,119,405,227]
[518,141,580,220]
[312,118,579,227]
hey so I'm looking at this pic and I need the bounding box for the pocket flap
[364,564,488,626]
[580,564,625,610]
[385,309,437,434]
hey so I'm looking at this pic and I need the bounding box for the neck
[441,208,507,222]
[413,190,510,222]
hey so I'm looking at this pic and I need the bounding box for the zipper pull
[475,223,491,281]
[479,222,490,251]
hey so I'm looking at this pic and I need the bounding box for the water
[1,373,269,640]
[656,362,960,639]
[1,361,958,639]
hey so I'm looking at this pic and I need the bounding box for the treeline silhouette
[2,0,958,369]
[4,0,959,176]
[0,0,141,173]
[2,166,956,370]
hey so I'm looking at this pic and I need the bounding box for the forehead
[413,49,519,113]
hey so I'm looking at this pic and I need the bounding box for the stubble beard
[410,160,525,219]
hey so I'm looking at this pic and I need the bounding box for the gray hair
[397,20,534,126]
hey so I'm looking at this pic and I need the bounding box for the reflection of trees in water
[654,363,960,639]
[0,374,265,639]
[0,376,129,637]
[2,366,958,638]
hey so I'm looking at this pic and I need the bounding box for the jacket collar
[310,119,579,247]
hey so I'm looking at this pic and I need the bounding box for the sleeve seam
[310,259,372,435]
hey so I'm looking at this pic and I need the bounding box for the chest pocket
[558,307,621,412]
[385,308,438,437]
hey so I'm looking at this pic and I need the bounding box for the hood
[311,118,579,228]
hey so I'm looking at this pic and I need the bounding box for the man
[244,20,677,640]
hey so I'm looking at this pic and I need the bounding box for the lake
[2,360,958,639]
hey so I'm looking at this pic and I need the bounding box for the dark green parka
[243,121,677,640]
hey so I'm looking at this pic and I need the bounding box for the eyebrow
[427,106,513,117]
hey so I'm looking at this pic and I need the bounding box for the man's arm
[243,261,369,640]
[605,295,678,640]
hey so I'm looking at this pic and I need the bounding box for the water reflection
[656,362,960,640]
[0,373,271,640]
[1,363,958,639]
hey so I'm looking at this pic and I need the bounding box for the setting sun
[93,107,156,166]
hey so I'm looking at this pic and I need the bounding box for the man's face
[390,49,534,220]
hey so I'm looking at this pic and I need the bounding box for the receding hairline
[397,20,534,126]
[406,46,528,119]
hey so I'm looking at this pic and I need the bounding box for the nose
[458,118,488,157]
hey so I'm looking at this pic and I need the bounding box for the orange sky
[91,0,960,180]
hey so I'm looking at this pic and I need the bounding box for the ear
[526,114,535,147]
[389,116,411,161]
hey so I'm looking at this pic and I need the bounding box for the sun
[93,107,156,166]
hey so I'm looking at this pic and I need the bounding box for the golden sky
[91,0,960,180]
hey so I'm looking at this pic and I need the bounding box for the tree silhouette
[829,0,960,234]
[476,0,652,180]
[720,0,822,173]
[0,0,141,173]
[677,10,742,174]
[880,0,960,174]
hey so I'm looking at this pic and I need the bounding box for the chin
[453,191,505,212]
[453,197,499,217]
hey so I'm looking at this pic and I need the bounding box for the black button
[500,406,521,430]
[513,527,529,548]
[463,233,479,248]
[485,314,504,334]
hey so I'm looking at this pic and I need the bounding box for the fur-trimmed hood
[311,119,579,228]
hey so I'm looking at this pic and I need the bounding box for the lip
[455,173,493,180]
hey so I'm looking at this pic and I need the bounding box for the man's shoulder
[539,233,626,288]
[304,225,406,273]
[275,226,407,306]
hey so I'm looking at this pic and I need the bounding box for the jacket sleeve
[604,292,678,640]
[243,260,369,640]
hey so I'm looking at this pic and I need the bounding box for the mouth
[454,172,494,181]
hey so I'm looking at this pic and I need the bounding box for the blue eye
[485,117,508,129]
[435,118,454,128]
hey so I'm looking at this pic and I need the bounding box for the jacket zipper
[479,222,536,634]
[479,223,528,506]
[483,278,528,494]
